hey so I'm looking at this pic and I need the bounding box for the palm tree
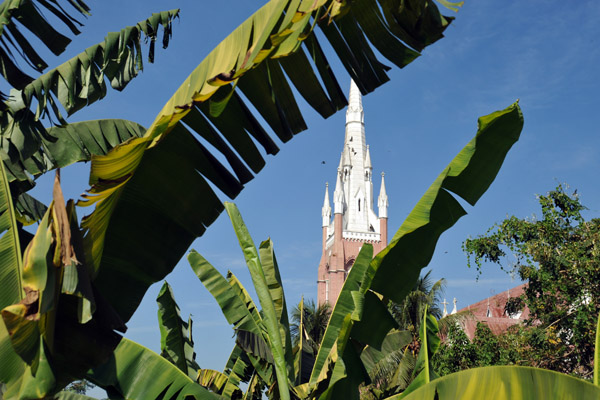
[290,299,331,355]
[389,270,445,337]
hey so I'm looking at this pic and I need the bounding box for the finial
[442,298,448,317]
[381,172,385,177]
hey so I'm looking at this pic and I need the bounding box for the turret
[346,79,364,124]
[333,169,345,214]
[378,172,388,219]
[322,183,331,227]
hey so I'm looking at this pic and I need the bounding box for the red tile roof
[456,283,530,339]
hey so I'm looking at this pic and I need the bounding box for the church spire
[378,172,389,218]
[317,80,391,307]
[333,169,344,214]
[365,145,372,171]
[346,79,363,124]
[322,183,331,227]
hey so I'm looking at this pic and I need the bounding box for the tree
[290,299,331,355]
[389,271,444,336]
[359,272,444,397]
[463,184,600,378]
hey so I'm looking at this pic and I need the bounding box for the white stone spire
[322,183,331,227]
[451,298,457,315]
[333,169,344,214]
[346,79,363,124]
[365,145,372,170]
[378,172,388,218]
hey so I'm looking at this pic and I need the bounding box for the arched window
[358,199,361,211]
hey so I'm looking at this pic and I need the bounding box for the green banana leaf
[368,102,524,305]
[3,119,147,190]
[87,338,218,400]
[0,144,22,310]
[12,9,179,122]
[308,245,389,400]
[77,0,454,329]
[222,345,254,398]
[188,248,278,394]
[1,6,175,191]
[188,251,263,337]
[157,281,200,379]
[258,238,294,373]
[197,369,230,395]
[0,145,26,399]
[224,202,290,400]
[398,307,440,398]
[397,366,600,400]
[305,102,523,399]
[0,172,124,399]
[14,192,47,225]
[0,0,90,91]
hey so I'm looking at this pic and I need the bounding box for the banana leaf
[305,102,523,399]
[87,338,218,400]
[3,119,146,192]
[1,7,175,191]
[397,366,600,400]
[77,0,454,330]
[224,202,291,400]
[367,102,523,304]
[258,238,293,370]
[0,144,26,399]
[0,171,123,399]
[188,251,263,337]
[398,307,440,398]
[11,9,179,122]
[0,0,90,92]
[157,281,200,379]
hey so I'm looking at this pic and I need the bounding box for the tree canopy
[464,184,600,378]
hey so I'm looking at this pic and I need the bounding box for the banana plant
[73,0,459,331]
[186,101,524,400]
[0,165,126,399]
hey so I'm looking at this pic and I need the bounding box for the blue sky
[21,0,600,376]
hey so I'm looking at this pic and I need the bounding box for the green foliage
[464,184,600,377]
[65,380,94,395]
[433,322,524,377]
[290,299,331,355]
[0,1,529,398]
[389,271,444,337]
[433,324,477,375]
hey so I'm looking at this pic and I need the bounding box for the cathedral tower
[317,80,389,306]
